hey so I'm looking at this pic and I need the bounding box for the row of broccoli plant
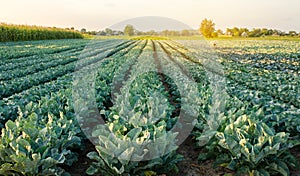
[0,47,83,74]
[76,41,166,175]
[0,39,120,74]
[0,39,131,127]
[0,39,88,60]
[1,38,298,175]
[84,40,184,175]
[178,40,300,176]
[0,40,133,99]
[206,40,300,140]
[0,89,82,175]
[197,98,299,176]
[154,40,216,143]
[1,52,80,83]
[158,41,213,132]
[0,40,142,175]
[224,62,300,108]
[226,79,300,140]
[73,39,146,134]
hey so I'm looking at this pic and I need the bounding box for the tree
[80,28,87,33]
[181,30,191,36]
[124,25,134,36]
[88,31,97,35]
[161,30,169,36]
[217,29,224,35]
[249,28,262,37]
[226,28,233,36]
[146,30,157,36]
[240,28,249,34]
[289,31,297,36]
[232,27,240,36]
[200,19,216,38]
[261,28,268,36]
[105,28,113,36]
[267,29,274,36]
[98,30,106,36]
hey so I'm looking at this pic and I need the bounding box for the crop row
[0,40,137,99]
[0,39,88,60]
[0,39,149,175]
[0,39,127,81]
[0,39,118,72]
[0,40,139,126]
[0,39,299,176]
[175,40,300,175]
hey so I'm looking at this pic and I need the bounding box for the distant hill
[109,16,192,32]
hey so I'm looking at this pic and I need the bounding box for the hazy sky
[1,0,299,32]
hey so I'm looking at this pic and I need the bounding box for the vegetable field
[0,37,299,176]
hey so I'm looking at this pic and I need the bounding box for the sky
[1,0,300,32]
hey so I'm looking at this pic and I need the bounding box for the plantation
[0,37,299,176]
[0,23,83,42]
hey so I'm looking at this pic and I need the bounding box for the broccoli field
[0,37,299,176]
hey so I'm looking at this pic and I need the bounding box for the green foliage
[85,41,184,175]
[198,115,299,176]
[191,39,300,175]
[0,39,129,127]
[87,124,183,176]
[86,88,183,175]
[0,36,299,176]
[215,39,300,140]
[87,82,183,175]
[224,27,296,37]
[0,111,82,175]
[0,39,140,175]
[0,23,83,42]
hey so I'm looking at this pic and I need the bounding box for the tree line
[82,19,300,38]
[0,23,83,42]
[200,18,300,38]
[81,24,198,37]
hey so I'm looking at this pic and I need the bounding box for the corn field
[0,23,83,42]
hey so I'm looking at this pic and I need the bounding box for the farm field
[0,37,299,176]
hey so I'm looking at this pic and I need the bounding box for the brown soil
[64,139,97,176]
[290,146,300,176]
[174,136,235,176]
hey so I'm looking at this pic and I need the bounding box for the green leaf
[87,152,101,161]
[256,168,270,176]
[268,162,289,176]
[119,147,134,165]
[126,128,142,140]
[16,138,31,153]
[227,159,237,170]
[86,166,98,175]
[41,157,58,170]
[5,120,17,131]
[0,163,13,174]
